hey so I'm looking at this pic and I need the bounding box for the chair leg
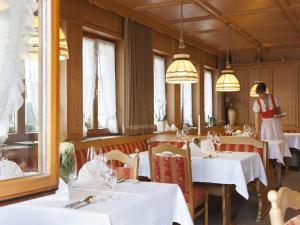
[204,191,209,225]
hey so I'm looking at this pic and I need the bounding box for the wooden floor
[196,170,300,225]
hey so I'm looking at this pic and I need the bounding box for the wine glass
[214,133,222,154]
[86,147,99,191]
[207,131,214,141]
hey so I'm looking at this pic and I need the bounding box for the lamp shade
[0,0,9,11]
[28,16,69,60]
[215,68,240,92]
[166,54,198,84]
[249,81,269,97]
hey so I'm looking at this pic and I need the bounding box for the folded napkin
[0,159,22,180]
[200,140,215,154]
[43,178,70,201]
[170,124,178,131]
[77,160,104,184]
[181,143,202,157]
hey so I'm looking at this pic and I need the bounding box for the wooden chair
[105,149,139,180]
[148,142,208,224]
[268,187,300,225]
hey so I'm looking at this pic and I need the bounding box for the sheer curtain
[82,37,96,136]
[153,55,166,122]
[181,84,193,126]
[25,59,38,132]
[0,0,37,143]
[204,70,213,122]
[98,39,118,133]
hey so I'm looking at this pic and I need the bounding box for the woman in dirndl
[253,82,291,189]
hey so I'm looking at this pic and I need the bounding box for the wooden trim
[232,59,300,67]
[0,0,59,201]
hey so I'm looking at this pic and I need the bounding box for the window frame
[0,0,60,201]
[153,53,167,124]
[83,32,118,137]
[204,69,213,123]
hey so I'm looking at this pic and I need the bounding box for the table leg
[222,185,232,225]
[255,180,270,222]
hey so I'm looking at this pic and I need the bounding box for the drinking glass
[86,147,99,190]
[214,133,222,153]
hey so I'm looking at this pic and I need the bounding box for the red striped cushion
[75,141,148,171]
[285,215,300,225]
[219,143,264,159]
[150,141,185,148]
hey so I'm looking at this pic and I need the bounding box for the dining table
[134,150,268,225]
[0,180,193,225]
[284,133,300,150]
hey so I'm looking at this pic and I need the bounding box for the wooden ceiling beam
[191,0,268,51]
[133,0,192,10]
[168,15,215,24]
[223,7,281,17]
[271,0,300,37]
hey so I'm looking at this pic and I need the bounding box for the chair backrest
[148,142,193,205]
[105,149,139,180]
[268,187,300,225]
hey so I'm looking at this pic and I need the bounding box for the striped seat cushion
[219,143,264,160]
[75,141,148,171]
[285,215,300,225]
[150,141,185,148]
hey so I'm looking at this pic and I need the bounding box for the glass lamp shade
[215,68,240,92]
[166,54,198,84]
[249,81,269,97]
[27,16,69,60]
[0,0,9,11]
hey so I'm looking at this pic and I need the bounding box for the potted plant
[59,139,77,185]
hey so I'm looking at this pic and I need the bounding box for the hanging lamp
[215,26,240,92]
[250,81,269,97]
[0,0,9,11]
[28,16,69,60]
[166,0,198,84]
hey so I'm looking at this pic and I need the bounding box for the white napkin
[166,123,171,131]
[0,159,22,180]
[170,124,178,131]
[181,143,202,157]
[200,140,215,155]
[77,160,104,184]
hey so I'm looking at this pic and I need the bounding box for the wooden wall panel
[230,61,300,129]
[272,65,297,126]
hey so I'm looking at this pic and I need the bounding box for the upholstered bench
[75,140,148,171]
[219,143,264,160]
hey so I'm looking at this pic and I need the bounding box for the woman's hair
[256,82,267,94]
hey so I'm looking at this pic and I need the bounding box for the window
[181,84,193,126]
[82,37,118,136]
[204,70,213,123]
[153,55,166,122]
[7,59,39,139]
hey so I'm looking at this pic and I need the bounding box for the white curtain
[98,39,118,133]
[204,70,213,122]
[181,84,193,126]
[0,0,37,143]
[25,59,38,131]
[153,55,166,122]
[82,37,96,136]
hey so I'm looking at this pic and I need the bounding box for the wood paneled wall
[60,0,219,140]
[227,61,300,129]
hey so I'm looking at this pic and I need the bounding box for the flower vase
[59,142,77,186]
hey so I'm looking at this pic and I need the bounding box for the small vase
[59,142,77,186]
[228,107,236,126]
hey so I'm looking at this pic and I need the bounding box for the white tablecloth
[136,151,267,199]
[284,133,300,150]
[263,140,291,164]
[0,181,193,225]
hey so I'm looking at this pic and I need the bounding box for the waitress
[253,82,291,189]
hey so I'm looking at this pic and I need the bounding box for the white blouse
[253,95,280,113]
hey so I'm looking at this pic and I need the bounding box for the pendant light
[166,0,198,84]
[250,81,269,97]
[0,0,9,11]
[215,26,240,92]
[27,16,69,60]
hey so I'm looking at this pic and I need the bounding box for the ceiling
[117,0,300,54]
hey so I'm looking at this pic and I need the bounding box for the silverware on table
[64,195,94,208]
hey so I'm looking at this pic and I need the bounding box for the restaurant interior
[1,0,300,224]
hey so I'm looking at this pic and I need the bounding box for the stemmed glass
[224,124,233,136]
[207,131,215,142]
[214,133,222,154]
[86,147,100,191]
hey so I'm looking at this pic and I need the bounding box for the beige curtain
[124,19,154,135]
